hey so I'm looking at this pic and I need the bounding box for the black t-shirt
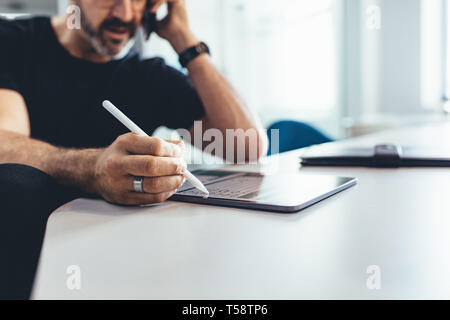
[0,17,205,149]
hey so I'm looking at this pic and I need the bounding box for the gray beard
[74,0,127,58]
[80,14,117,58]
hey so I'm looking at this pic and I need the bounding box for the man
[0,0,266,299]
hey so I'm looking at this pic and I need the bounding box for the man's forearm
[0,129,100,194]
[187,55,259,130]
[186,54,268,160]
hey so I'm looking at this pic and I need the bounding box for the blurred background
[1,0,449,140]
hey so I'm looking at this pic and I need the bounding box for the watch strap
[179,42,210,68]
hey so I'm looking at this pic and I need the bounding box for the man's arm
[0,89,30,135]
[0,89,100,193]
[186,55,267,163]
[0,89,186,205]
[152,0,268,162]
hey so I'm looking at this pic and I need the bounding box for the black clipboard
[300,143,450,168]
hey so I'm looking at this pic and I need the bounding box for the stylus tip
[202,192,209,199]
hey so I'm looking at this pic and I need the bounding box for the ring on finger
[133,176,145,193]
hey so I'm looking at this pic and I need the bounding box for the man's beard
[78,7,138,58]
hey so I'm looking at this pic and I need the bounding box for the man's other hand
[149,0,199,54]
[94,133,187,205]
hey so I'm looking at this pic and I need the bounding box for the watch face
[179,42,210,67]
[196,43,206,53]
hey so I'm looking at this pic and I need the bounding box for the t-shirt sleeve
[143,58,205,130]
[0,18,25,93]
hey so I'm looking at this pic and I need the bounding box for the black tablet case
[300,144,450,168]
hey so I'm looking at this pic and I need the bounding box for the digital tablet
[170,170,357,213]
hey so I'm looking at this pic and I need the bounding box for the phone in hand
[142,1,157,40]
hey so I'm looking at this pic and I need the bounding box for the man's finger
[165,139,185,153]
[149,0,166,13]
[118,134,183,157]
[123,155,187,177]
[124,174,185,193]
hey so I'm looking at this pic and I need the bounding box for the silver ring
[133,176,144,193]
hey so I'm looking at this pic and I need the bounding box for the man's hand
[93,133,187,205]
[149,0,199,54]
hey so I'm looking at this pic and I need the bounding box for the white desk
[32,122,450,299]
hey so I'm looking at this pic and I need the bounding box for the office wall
[342,0,445,136]
[0,0,58,15]
[58,0,69,14]
[379,0,422,114]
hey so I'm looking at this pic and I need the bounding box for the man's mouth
[104,25,130,40]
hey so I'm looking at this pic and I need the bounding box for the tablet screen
[175,170,356,208]
[177,171,266,201]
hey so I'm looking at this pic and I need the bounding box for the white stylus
[102,100,209,197]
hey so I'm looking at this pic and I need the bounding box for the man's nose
[111,0,134,22]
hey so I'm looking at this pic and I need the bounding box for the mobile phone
[142,1,156,40]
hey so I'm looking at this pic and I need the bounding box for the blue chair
[266,120,334,155]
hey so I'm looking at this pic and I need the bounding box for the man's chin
[101,39,130,57]
[98,30,131,55]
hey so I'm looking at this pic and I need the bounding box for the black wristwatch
[179,42,210,68]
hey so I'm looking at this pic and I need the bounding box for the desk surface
[33,122,450,299]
